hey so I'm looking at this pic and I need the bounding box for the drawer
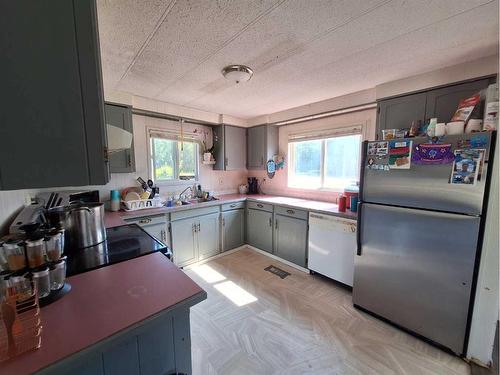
[171,206,219,221]
[247,201,273,212]
[275,206,308,220]
[222,201,245,211]
[124,214,166,226]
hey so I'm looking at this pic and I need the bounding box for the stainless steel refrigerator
[353,132,496,355]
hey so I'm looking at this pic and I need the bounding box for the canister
[32,267,50,298]
[49,258,66,291]
[26,238,46,268]
[4,240,26,271]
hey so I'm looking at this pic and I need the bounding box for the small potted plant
[195,128,215,162]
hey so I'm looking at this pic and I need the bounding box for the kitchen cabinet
[171,210,220,266]
[376,77,495,139]
[246,208,273,253]
[247,125,279,169]
[106,103,135,173]
[222,209,245,251]
[197,213,220,260]
[377,92,427,138]
[213,125,246,170]
[171,217,198,267]
[275,214,308,268]
[424,78,492,122]
[0,0,109,189]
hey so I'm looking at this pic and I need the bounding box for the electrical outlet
[218,177,224,185]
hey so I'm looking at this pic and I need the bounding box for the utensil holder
[0,287,42,362]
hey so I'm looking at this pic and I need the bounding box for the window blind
[288,124,362,143]
[148,129,198,142]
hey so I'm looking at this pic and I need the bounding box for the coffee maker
[247,177,259,194]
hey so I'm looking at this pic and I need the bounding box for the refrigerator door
[353,203,480,354]
[362,133,492,215]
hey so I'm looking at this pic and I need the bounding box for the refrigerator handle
[356,202,363,256]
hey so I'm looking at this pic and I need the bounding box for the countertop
[105,194,357,227]
[2,252,206,375]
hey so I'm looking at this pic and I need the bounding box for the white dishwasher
[308,213,357,286]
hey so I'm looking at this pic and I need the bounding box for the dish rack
[121,197,163,211]
[0,289,42,362]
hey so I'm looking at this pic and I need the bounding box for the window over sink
[149,130,199,183]
[288,130,361,190]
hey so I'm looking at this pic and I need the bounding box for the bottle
[110,190,120,212]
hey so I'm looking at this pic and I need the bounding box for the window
[150,135,199,182]
[288,133,361,190]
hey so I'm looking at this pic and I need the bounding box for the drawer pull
[139,218,152,224]
[286,209,295,214]
[230,204,236,208]
[257,204,264,208]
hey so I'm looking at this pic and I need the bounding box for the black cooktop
[66,224,170,277]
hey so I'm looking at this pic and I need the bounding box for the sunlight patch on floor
[191,264,226,283]
[213,281,258,307]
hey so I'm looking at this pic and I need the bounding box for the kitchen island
[2,252,206,375]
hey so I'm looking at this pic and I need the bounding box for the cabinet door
[0,0,108,189]
[106,103,135,173]
[275,215,308,267]
[223,209,244,251]
[246,209,273,253]
[171,218,197,267]
[197,213,220,260]
[377,92,427,139]
[425,79,492,122]
[225,126,247,170]
[247,126,266,169]
[142,223,167,244]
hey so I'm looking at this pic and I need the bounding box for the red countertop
[2,253,206,375]
[105,193,356,228]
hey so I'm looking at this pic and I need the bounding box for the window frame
[148,129,200,185]
[287,132,362,191]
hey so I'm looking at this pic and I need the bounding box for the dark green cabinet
[247,125,278,169]
[105,103,135,173]
[222,209,245,251]
[0,0,109,189]
[274,215,308,268]
[424,79,491,122]
[246,208,273,253]
[377,92,427,137]
[376,77,495,139]
[171,212,220,266]
[213,125,246,170]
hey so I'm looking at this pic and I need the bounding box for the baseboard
[246,245,310,273]
[183,245,246,269]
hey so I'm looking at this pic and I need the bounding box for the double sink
[180,197,219,206]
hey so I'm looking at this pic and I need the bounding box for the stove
[66,224,171,276]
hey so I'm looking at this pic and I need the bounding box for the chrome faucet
[179,186,193,200]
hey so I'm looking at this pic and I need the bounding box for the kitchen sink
[188,197,219,204]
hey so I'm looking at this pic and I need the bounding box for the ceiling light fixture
[221,65,253,84]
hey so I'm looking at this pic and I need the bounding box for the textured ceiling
[97,0,499,119]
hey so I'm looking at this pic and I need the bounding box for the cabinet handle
[268,217,272,227]
[230,204,236,208]
[222,217,225,226]
[192,223,196,233]
[139,218,152,224]
[275,219,278,230]
[225,157,228,167]
[257,204,264,208]
[128,154,132,167]
[286,209,295,215]
[197,223,201,232]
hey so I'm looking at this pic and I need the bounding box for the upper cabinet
[213,125,246,170]
[376,77,496,139]
[247,125,278,169]
[0,0,109,190]
[105,103,135,173]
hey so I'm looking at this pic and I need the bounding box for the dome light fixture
[221,65,253,83]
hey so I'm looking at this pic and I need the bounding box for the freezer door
[353,203,480,354]
[362,133,492,215]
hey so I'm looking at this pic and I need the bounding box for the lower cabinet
[171,213,220,267]
[274,214,308,267]
[222,209,245,251]
[246,208,273,253]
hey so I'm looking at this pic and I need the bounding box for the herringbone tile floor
[186,248,470,375]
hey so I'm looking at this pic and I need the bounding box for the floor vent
[264,265,290,279]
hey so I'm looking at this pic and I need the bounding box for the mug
[446,121,465,135]
[465,119,482,133]
[435,123,446,137]
[350,196,358,212]
[336,195,346,212]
